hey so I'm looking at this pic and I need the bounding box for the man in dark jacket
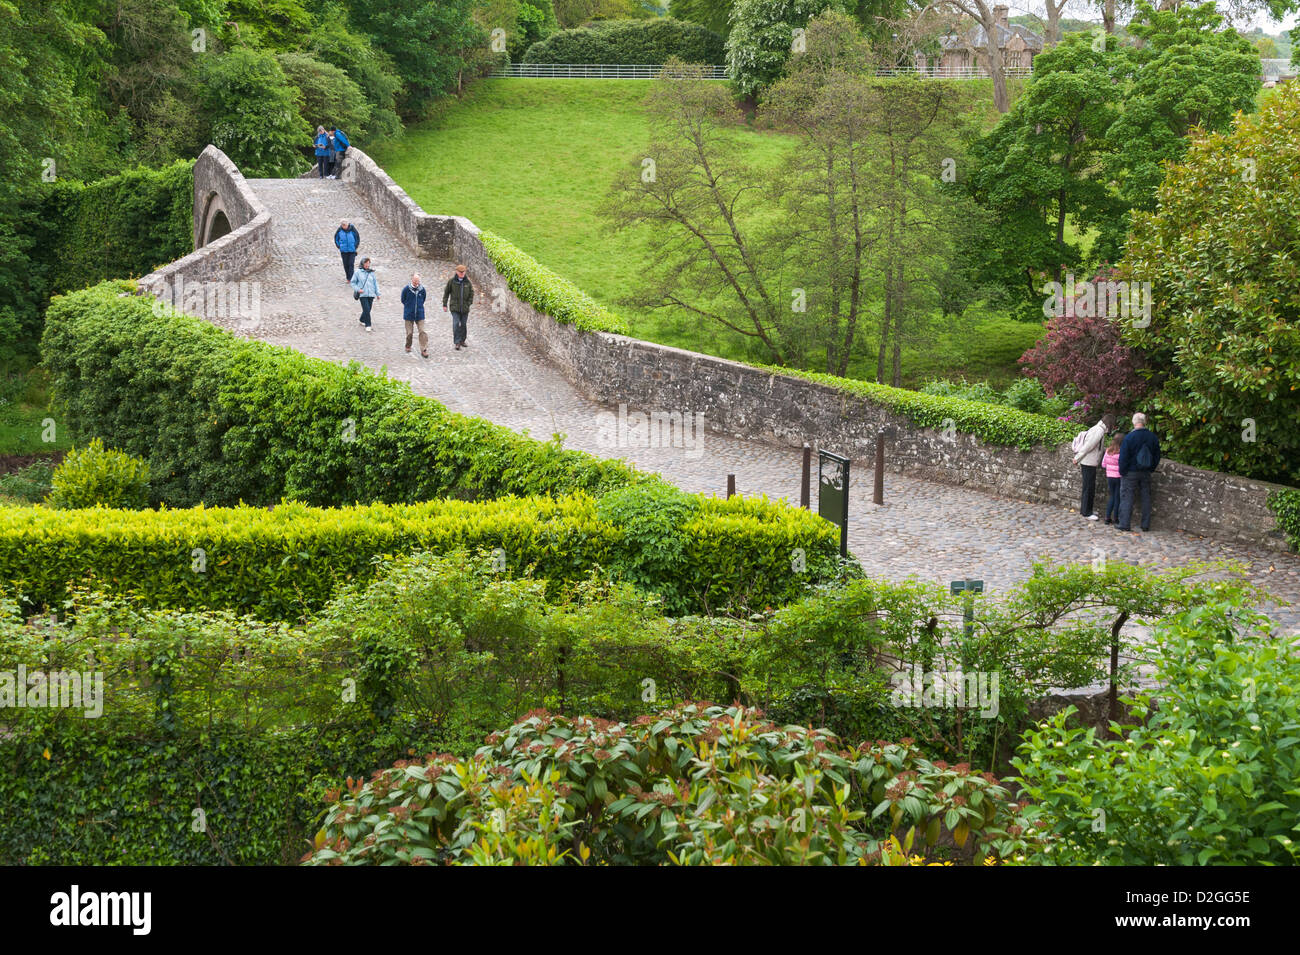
[401,273,428,357]
[442,264,474,351]
[1117,412,1161,532]
[334,220,360,281]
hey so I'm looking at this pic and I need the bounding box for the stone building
[917,6,1044,76]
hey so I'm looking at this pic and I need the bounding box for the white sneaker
[1087,513,1099,520]
[366,326,373,333]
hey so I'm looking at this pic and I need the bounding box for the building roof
[940,22,1044,53]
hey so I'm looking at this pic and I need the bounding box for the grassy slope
[374,78,1041,388]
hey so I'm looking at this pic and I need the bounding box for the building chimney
[993,5,1009,29]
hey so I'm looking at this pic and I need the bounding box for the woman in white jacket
[1071,413,1116,520]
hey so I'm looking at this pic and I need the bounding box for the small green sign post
[818,450,850,557]
[950,578,984,638]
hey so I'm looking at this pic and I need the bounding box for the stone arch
[197,191,232,248]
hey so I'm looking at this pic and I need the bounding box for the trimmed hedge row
[479,230,629,334]
[0,493,840,619]
[522,18,725,65]
[41,282,641,508]
[779,366,1077,451]
[38,161,194,297]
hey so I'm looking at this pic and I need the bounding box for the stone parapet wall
[138,146,271,294]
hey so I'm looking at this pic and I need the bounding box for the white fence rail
[489,63,1035,80]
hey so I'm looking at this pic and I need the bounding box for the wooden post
[726,474,736,499]
[873,429,885,505]
[800,444,811,509]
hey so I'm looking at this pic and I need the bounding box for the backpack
[1136,442,1154,470]
[1071,430,1090,454]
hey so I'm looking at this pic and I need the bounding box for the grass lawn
[374,78,1042,388]
[0,367,70,457]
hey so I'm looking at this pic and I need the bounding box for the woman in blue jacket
[313,126,331,179]
[349,257,379,331]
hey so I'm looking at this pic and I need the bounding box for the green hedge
[778,366,1077,451]
[1268,489,1300,551]
[0,493,839,619]
[522,18,725,65]
[37,161,194,296]
[41,282,642,507]
[479,230,629,334]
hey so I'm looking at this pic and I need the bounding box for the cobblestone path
[233,178,1300,631]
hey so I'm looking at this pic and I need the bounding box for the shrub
[1123,81,1300,484]
[479,231,629,334]
[522,17,725,64]
[1010,602,1300,865]
[45,439,149,510]
[1268,489,1300,551]
[303,702,1026,865]
[780,366,1076,451]
[276,52,374,143]
[41,282,642,508]
[0,491,839,620]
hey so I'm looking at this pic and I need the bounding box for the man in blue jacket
[1117,412,1161,532]
[401,273,429,358]
[334,219,360,281]
[330,127,350,178]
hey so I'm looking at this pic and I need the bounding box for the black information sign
[950,578,984,637]
[818,450,850,557]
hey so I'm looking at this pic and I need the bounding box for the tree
[348,0,484,113]
[725,0,849,100]
[277,52,374,140]
[669,0,737,32]
[1122,83,1300,484]
[963,32,1122,311]
[1099,1,1260,255]
[602,65,795,364]
[197,47,310,177]
[925,0,1014,112]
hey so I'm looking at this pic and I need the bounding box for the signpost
[950,578,984,638]
[818,450,850,557]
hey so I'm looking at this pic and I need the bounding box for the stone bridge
[138,146,1300,632]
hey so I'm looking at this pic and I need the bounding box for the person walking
[313,126,331,179]
[442,264,474,351]
[334,219,360,282]
[1117,412,1161,532]
[401,272,429,358]
[1101,434,1123,525]
[1070,413,1115,520]
[350,256,378,332]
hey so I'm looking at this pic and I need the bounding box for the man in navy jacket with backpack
[1117,412,1161,532]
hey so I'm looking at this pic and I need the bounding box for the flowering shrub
[302,702,1030,866]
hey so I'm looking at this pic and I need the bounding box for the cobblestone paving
[234,178,1300,632]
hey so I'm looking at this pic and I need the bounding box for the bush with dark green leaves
[523,18,725,64]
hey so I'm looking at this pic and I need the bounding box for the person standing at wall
[350,256,378,332]
[330,126,350,177]
[1070,413,1116,520]
[442,264,474,351]
[313,126,331,179]
[402,272,429,358]
[1102,433,1123,525]
[1117,412,1162,532]
[334,219,360,282]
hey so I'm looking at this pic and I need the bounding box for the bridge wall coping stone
[138,145,272,295]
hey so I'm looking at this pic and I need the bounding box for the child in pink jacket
[1102,434,1123,524]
